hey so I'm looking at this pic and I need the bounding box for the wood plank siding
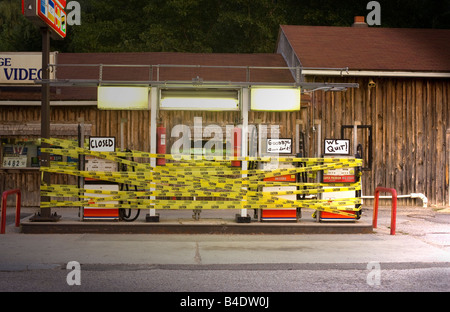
[306,76,449,206]
[0,106,151,206]
[1,75,448,207]
[277,25,449,207]
[1,43,449,208]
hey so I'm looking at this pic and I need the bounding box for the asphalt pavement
[0,205,449,295]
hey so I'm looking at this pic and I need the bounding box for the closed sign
[89,137,115,152]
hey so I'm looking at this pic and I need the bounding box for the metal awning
[35,78,358,92]
[34,63,359,92]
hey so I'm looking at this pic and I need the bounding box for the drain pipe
[362,193,428,208]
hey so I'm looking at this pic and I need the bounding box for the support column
[31,27,60,222]
[236,87,251,223]
[146,87,159,222]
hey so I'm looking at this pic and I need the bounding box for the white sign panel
[89,137,116,152]
[85,156,117,172]
[2,156,27,168]
[2,145,28,168]
[324,139,350,155]
[0,52,56,84]
[267,139,292,154]
[98,87,149,110]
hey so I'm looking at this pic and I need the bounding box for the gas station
[9,1,449,234]
[1,1,449,297]
[17,55,372,233]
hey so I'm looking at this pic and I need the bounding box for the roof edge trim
[303,69,450,78]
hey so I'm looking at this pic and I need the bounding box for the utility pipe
[362,193,427,208]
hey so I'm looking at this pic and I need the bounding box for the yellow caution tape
[39,138,362,217]
[42,138,363,165]
[39,201,359,218]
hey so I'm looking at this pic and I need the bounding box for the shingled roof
[278,25,450,73]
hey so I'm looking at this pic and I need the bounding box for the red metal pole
[1,189,22,234]
[373,189,379,229]
[390,188,397,235]
[373,187,397,235]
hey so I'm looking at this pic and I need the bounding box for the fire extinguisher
[231,127,241,167]
[157,124,166,166]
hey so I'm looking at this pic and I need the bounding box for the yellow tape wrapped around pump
[39,138,363,217]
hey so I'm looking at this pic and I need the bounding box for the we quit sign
[324,139,350,155]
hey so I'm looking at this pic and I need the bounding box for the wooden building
[277,24,450,207]
[1,52,306,206]
[1,24,449,208]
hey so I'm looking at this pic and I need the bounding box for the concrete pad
[19,207,373,234]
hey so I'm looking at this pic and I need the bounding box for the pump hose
[119,150,141,222]
[355,143,363,220]
[119,183,141,222]
[297,131,307,199]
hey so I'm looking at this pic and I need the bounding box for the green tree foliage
[207,0,286,53]
[0,0,41,51]
[68,0,285,53]
[1,0,449,53]
[139,0,219,52]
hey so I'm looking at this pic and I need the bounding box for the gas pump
[318,139,362,222]
[259,137,297,221]
[83,137,120,220]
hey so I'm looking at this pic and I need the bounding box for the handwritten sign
[267,139,292,154]
[86,137,117,178]
[324,139,350,155]
[89,137,115,152]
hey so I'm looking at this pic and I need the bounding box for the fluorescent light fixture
[98,86,149,110]
[160,89,239,111]
[251,87,301,111]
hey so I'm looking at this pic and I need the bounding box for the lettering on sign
[324,139,350,155]
[89,137,116,152]
[2,145,28,168]
[0,53,56,84]
[267,138,292,154]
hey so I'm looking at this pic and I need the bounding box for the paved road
[0,206,449,299]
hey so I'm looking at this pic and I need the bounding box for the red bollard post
[390,189,397,235]
[373,187,397,235]
[1,189,21,234]
[373,189,379,229]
